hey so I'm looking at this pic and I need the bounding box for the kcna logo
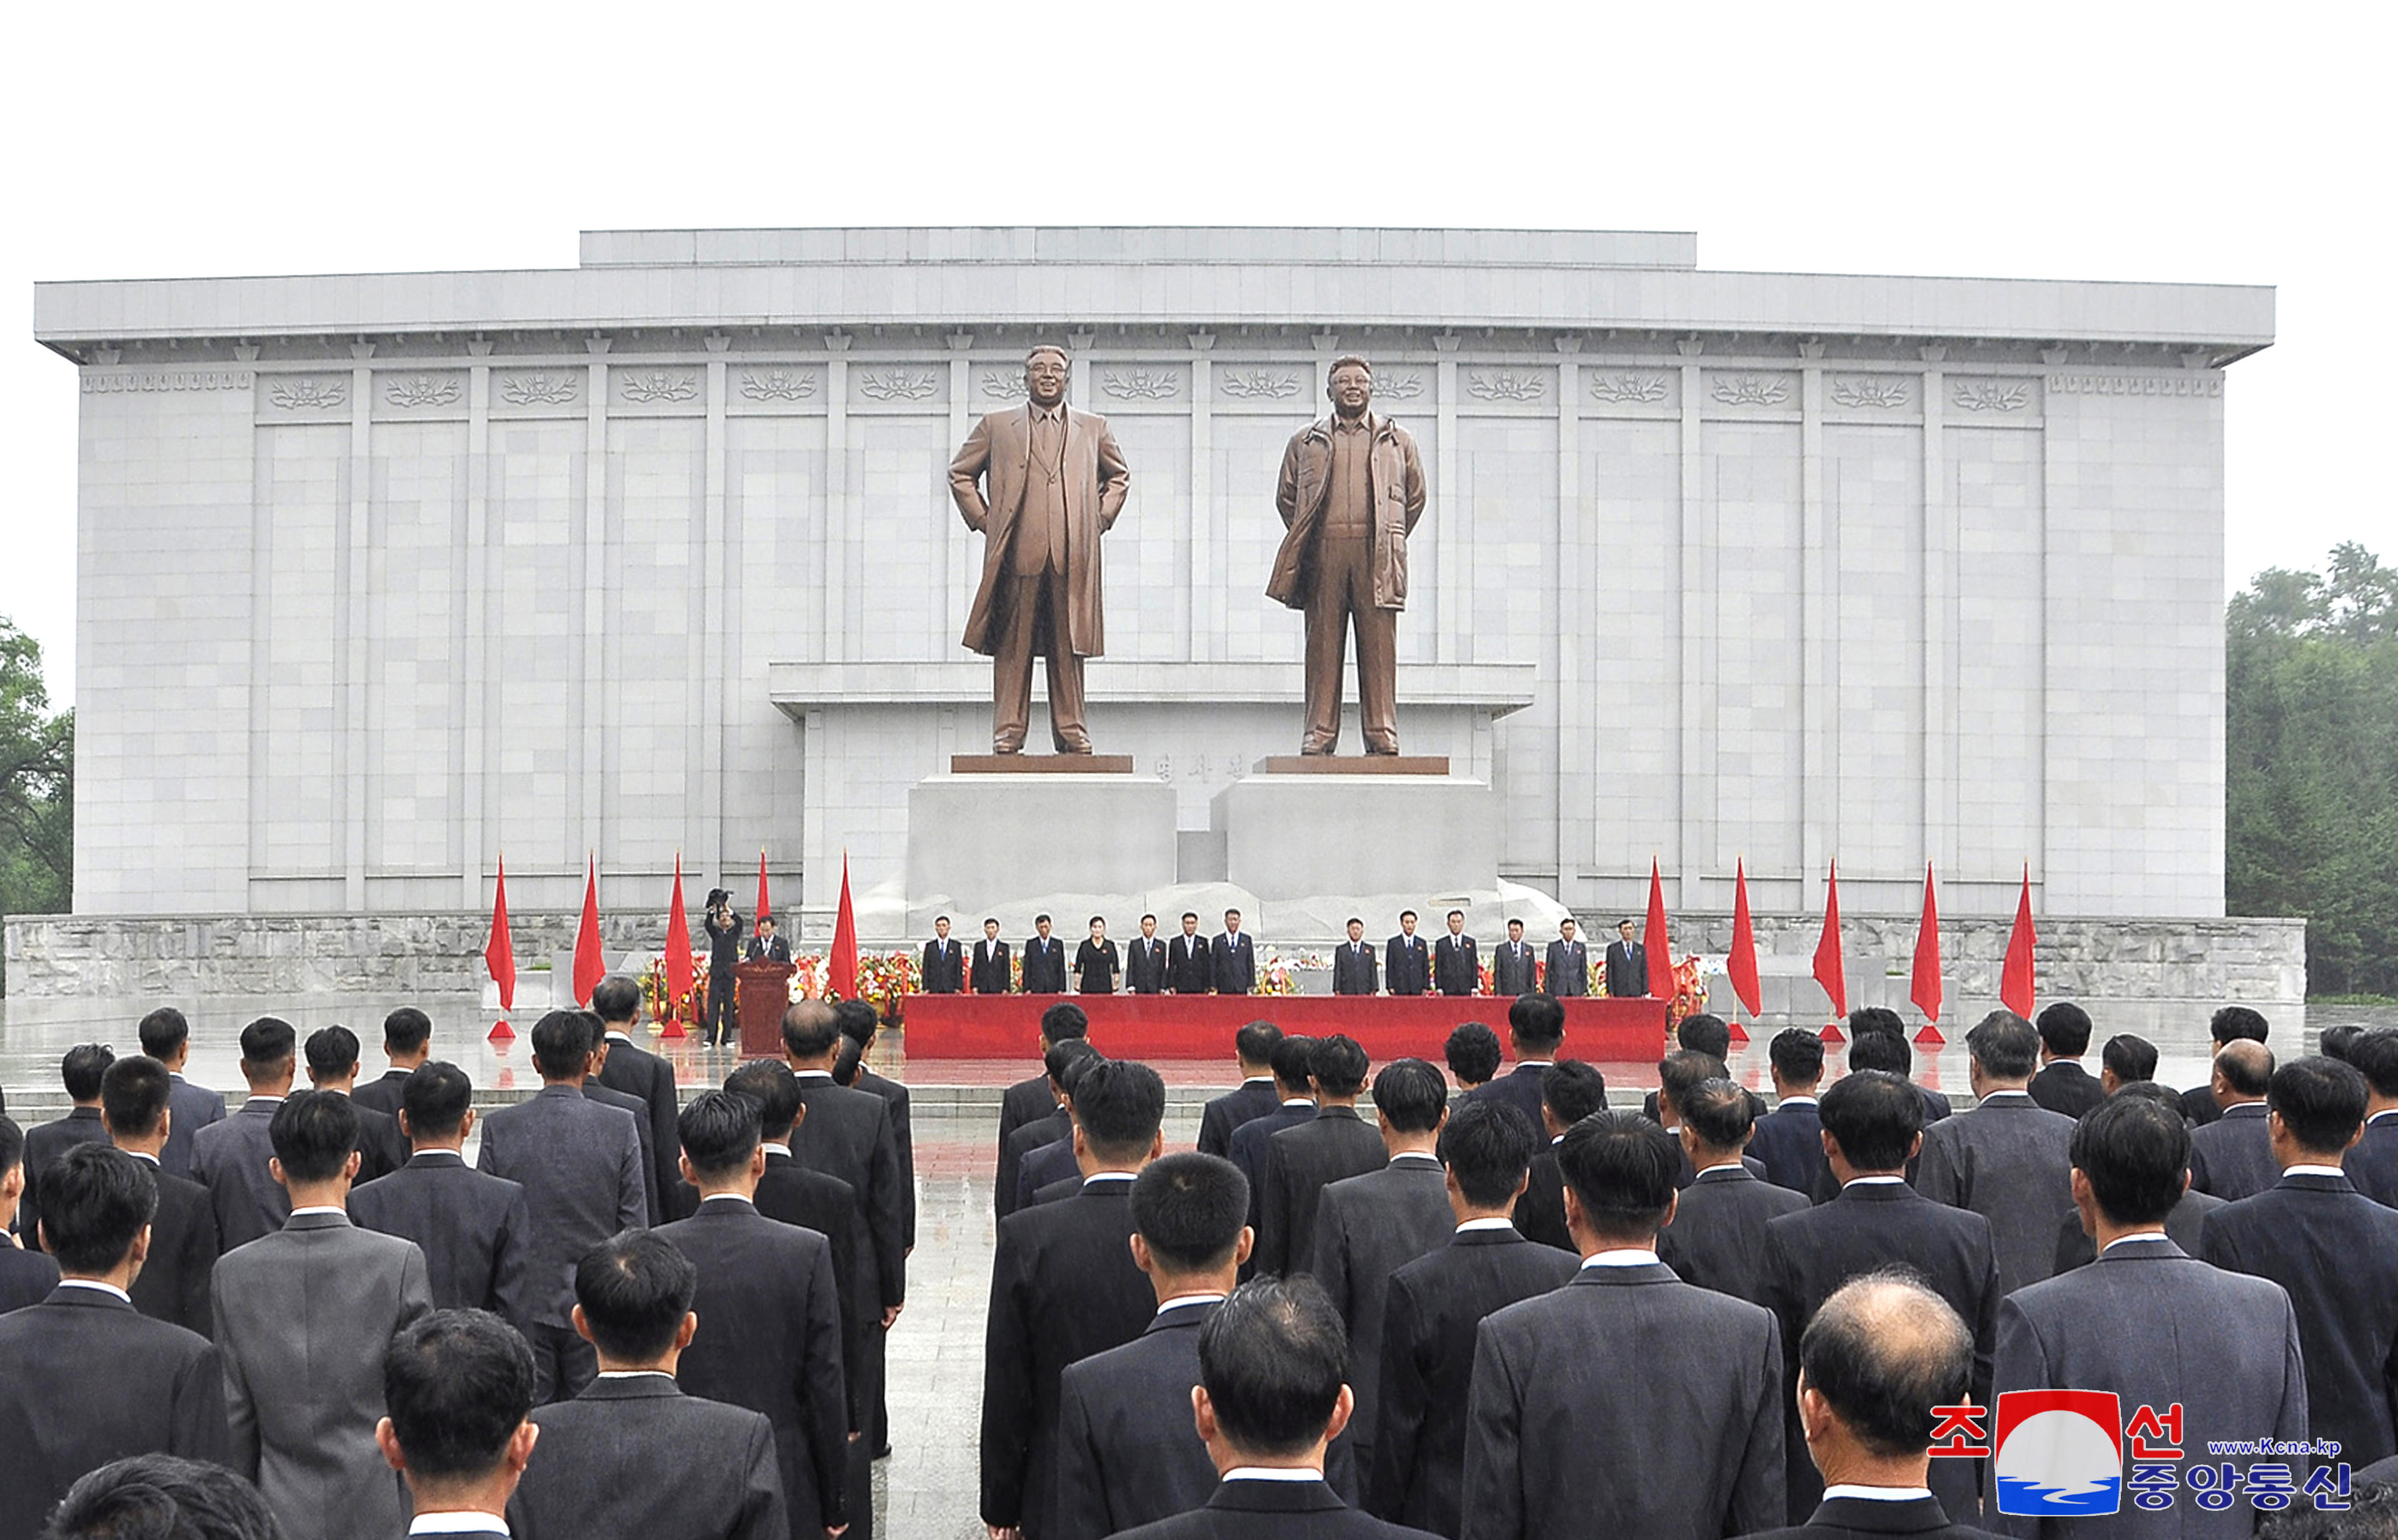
[1993,1390,2123,1517]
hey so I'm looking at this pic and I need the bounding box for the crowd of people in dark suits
[8,980,2398,1539]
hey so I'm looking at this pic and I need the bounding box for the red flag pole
[1641,857,1671,1000]
[572,855,605,1008]
[2001,864,2038,1018]
[1727,858,1763,1027]
[1813,860,1848,1039]
[661,853,692,1040]
[830,852,860,1000]
[1911,861,1946,1045]
[756,849,772,927]
[485,858,516,1042]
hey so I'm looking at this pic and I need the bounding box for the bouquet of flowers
[1258,953,1300,997]
[641,955,708,1030]
[1665,954,1709,1035]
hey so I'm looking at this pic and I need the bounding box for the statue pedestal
[907,771,1177,922]
[1212,771,1499,902]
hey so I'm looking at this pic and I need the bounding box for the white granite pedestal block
[907,774,1179,918]
[1215,774,1501,902]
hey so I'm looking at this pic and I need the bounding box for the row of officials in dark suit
[0,989,915,1540]
[975,991,2398,1540]
[915,912,1658,999]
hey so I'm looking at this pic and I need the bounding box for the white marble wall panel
[364,421,465,873]
[602,417,703,872]
[1586,420,1680,873]
[1954,425,2045,887]
[1828,423,1926,882]
[252,423,344,879]
[1704,421,1806,894]
[1461,416,1559,871]
[486,420,582,874]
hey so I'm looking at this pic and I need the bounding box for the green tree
[2227,546,2398,994]
[0,618,73,938]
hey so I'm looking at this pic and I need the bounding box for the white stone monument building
[16,227,2297,1008]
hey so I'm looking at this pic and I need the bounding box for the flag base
[1818,1021,1845,1044]
[487,1018,514,1042]
[1914,1023,1946,1047]
[658,1018,686,1040]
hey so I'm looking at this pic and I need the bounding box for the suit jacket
[212,1211,433,1540]
[2052,1185,2222,1273]
[1113,1478,1438,1540]
[347,1096,411,1184]
[1054,1300,1222,1540]
[1434,935,1479,996]
[1914,1092,2077,1297]
[2180,1081,2222,1128]
[974,938,1014,993]
[1491,941,1538,998]
[1657,1164,1809,1305]
[2187,1101,2278,1200]
[1992,1238,2307,1540]
[1125,936,1169,994]
[600,1030,686,1208]
[0,1241,60,1312]
[1545,941,1589,996]
[953,403,1131,659]
[1744,1493,2001,1539]
[748,933,794,962]
[658,1200,850,1534]
[757,1148,866,1425]
[1511,1147,1572,1253]
[1370,1228,1578,1536]
[1001,1106,1071,1219]
[128,1157,219,1333]
[22,1106,111,1248]
[1197,1078,1282,1159]
[2201,1171,2398,1464]
[1463,1261,1783,1540]
[921,935,966,993]
[2351,1111,2398,1207]
[584,1076,662,1225]
[0,1286,230,1538]
[1751,1099,1830,1197]
[475,1084,647,1328]
[1213,933,1257,994]
[998,1074,1058,1188]
[981,1180,1156,1538]
[1019,1136,1081,1211]
[1477,1063,1553,1135]
[1333,939,1381,996]
[1312,1156,1456,1449]
[1602,939,1646,997]
[789,1073,907,1310]
[511,1374,787,1540]
[1167,933,1214,993]
[1258,1108,1390,1279]
[1023,935,1068,993]
[1232,1104,1321,1237]
[1386,935,1430,996]
[1760,1182,1999,1524]
[191,1096,291,1252]
[348,1151,532,1321]
[350,1067,410,1119]
[164,1073,229,1177]
[851,1065,917,1249]
[2026,1060,2106,1120]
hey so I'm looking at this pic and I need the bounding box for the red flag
[756,849,772,925]
[573,855,605,1008]
[2001,865,2037,1018]
[1727,859,1762,1020]
[830,852,860,1000]
[1641,858,1671,1001]
[484,858,516,1041]
[662,854,693,1040]
[1812,860,1847,1019]
[1911,862,1945,1043]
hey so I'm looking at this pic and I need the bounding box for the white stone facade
[31,228,2270,929]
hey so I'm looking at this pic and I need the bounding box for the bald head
[2215,1038,2275,1106]
[1798,1272,1974,1461]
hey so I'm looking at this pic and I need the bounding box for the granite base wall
[5,910,2307,1005]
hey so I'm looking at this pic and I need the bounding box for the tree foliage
[2227,544,2398,995]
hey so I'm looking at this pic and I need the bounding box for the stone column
[823,333,850,665]
[1553,338,1583,894]
[343,341,374,911]
[704,333,731,885]
[579,337,610,870]
[1920,346,1954,876]
[1188,330,1213,662]
[460,344,492,909]
[1797,347,1833,884]
[1433,334,1460,663]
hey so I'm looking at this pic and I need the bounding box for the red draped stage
[899,993,1668,1062]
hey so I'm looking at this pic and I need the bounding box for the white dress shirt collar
[1456,1216,1516,1234]
[1158,1292,1228,1315]
[291,1205,348,1218]
[1580,1248,1659,1268]
[408,1514,512,1534]
[2102,1231,2173,1253]
[1223,1467,1322,1482]
[1843,1174,1907,1187]
[597,1369,674,1380]
[701,1192,755,1206]
[1824,1484,1934,1502]
[57,1278,132,1304]
[2285,1164,2349,1179]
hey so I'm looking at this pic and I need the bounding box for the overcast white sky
[5,2,2386,706]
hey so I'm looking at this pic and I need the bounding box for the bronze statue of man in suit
[1268,355,1427,755]
[949,344,1132,754]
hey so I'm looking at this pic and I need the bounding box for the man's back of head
[2211,1005,2270,1047]
[1308,1035,1369,1100]
[1965,1011,2039,1084]
[382,1006,433,1063]
[2216,1038,2276,1103]
[379,1310,538,1514]
[2071,1096,2190,1229]
[678,1090,763,1185]
[1507,993,1566,1057]
[1234,1020,1284,1074]
[1131,1153,1250,1277]
[2035,1002,2094,1060]
[135,1008,192,1069]
[238,1018,298,1092]
[1656,1049,1725,1125]
[1195,1276,1351,1465]
[1681,1078,1757,1158]
[1555,1111,1678,1247]
[304,1025,362,1087]
[1444,1021,1501,1089]
[529,1011,595,1083]
[574,1229,698,1369]
[590,976,642,1030]
[2269,1055,2369,1159]
[1072,1059,1168,1168]
[725,1059,805,1143]
[269,1091,360,1186]
[1372,1059,1447,1137]
[400,1063,474,1147]
[1439,1099,1541,1209]
[100,1056,174,1146]
[1676,1014,1731,1062]
[1267,1035,1318,1098]
[778,1002,842,1065]
[37,1143,156,1277]
[1038,1000,1090,1049]
[61,1044,116,1105]
[47,1455,281,1540]
[1847,1029,1914,1077]
[1769,1029,1825,1091]
[2352,1029,2398,1104]
[2102,1033,2159,1087]
[1818,1071,1924,1176]
[1540,1060,1610,1131]
[1796,1273,1974,1479]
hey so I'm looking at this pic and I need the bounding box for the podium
[734,960,794,1057]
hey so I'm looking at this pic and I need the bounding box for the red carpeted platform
[899,993,1669,1062]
